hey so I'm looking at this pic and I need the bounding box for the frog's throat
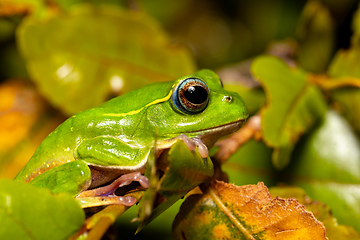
[158,119,246,150]
[192,119,246,147]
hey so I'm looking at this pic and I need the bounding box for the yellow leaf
[173,181,327,240]
[0,80,45,151]
[0,80,63,179]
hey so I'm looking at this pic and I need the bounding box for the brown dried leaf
[0,80,45,151]
[0,1,36,16]
[173,181,327,240]
[0,80,63,178]
[269,186,360,239]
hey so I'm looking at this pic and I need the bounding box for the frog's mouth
[190,118,246,148]
[156,118,246,157]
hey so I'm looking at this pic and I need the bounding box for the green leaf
[295,1,335,73]
[328,47,360,78]
[0,179,84,240]
[327,40,360,136]
[324,4,360,134]
[329,86,360,135]
[137,140,214,231]
[251,55,327,169]
[285,110,360,232]
[17,4,195,115]
[223,84,265,115]
[222,139,275,187]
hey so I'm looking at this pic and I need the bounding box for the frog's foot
[76,172,149,208]
[176,134,209,158]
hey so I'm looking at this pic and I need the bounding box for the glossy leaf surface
[286,110,360,232]
[17,4,195,115]
[0,179,84,240]
[251,55,327,169]
[173,181,327,240]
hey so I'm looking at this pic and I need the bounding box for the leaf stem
[208,187,256,240]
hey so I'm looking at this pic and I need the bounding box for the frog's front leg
[28,160,147,208]
[75,136,150,208]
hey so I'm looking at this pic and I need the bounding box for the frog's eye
[172,78,210,114]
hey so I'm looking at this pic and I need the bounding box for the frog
[14,69,248,208]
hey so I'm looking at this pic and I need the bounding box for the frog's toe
[118,172,150,188]
[78,172,149,198]
[77,195,137,208]
[192,138,209,158]
[176,134,209,158]
[176,134,197,151]
[76,171,149,208]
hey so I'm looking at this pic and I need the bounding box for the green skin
[15,69,248,207]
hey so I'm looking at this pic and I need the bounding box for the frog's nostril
[222,95,233,103]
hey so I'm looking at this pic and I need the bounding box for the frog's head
[148,69,249,148]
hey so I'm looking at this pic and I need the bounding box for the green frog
[15,69,248,208]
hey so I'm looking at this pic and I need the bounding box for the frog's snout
[220,91,249,120]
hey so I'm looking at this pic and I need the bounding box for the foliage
[17,4,195,115]
[174,181,327,240]
[0,179,84,239]
[1,0,360,239]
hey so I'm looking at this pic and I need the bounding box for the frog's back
[15,81,174,182]
[14,116,83,182]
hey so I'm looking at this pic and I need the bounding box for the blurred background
[1,0,360,239]
[0,0,358,79]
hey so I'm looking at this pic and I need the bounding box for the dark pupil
[184,85,208,104]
